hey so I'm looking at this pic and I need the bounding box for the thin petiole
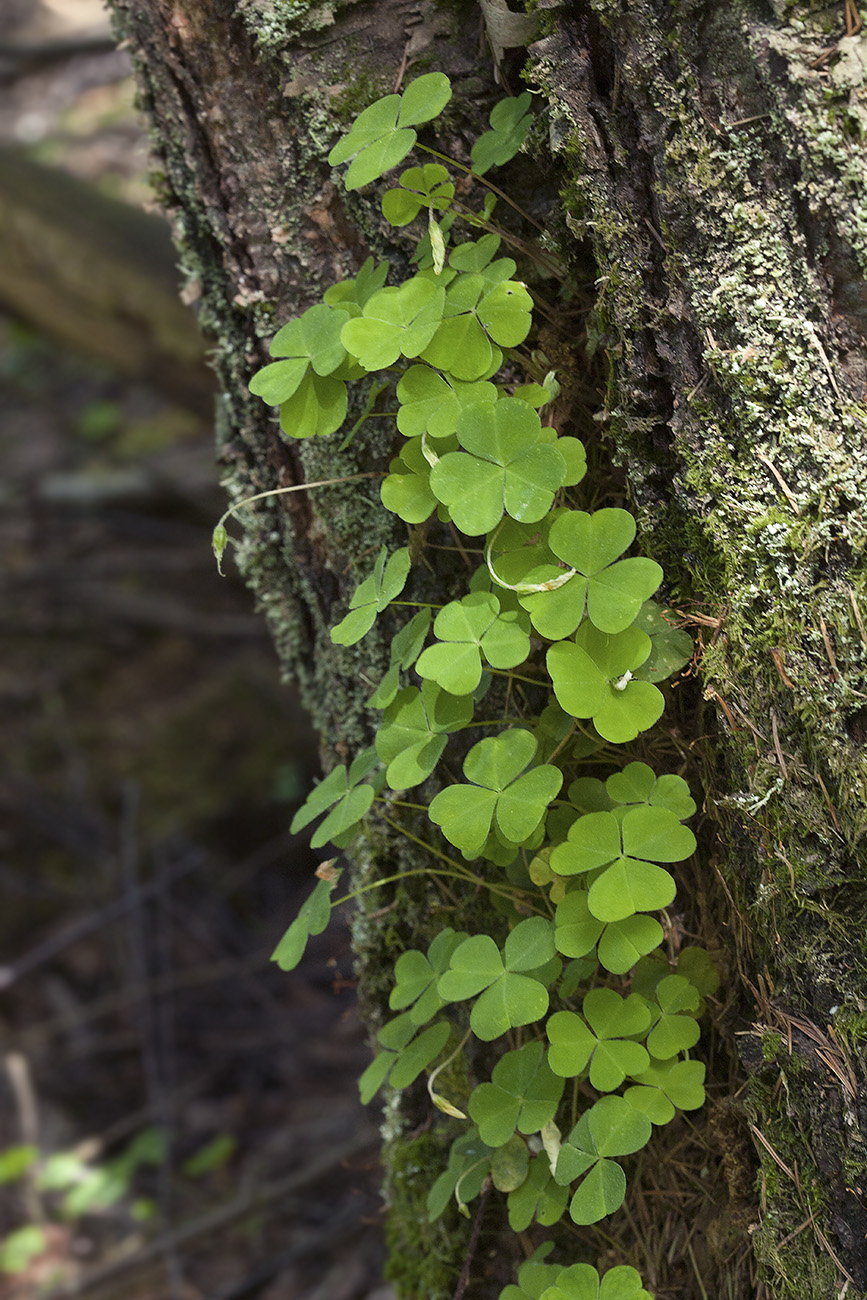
[415,143,544,232]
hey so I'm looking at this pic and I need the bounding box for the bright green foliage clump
[248,76,715,1300]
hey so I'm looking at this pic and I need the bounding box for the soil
[0,6,387,1298]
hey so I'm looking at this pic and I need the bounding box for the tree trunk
[104,2,867,1298]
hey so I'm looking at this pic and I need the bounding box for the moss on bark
[533,1,867,1294]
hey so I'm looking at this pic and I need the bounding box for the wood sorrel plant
[223,73,719,1300]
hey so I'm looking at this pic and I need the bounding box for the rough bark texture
[533,2,867,1296]
[103,0,867,1297]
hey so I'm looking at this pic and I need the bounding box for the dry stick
[818,614,841,680]
[756,450,800,514]
[847,586,867,648]
[770,711,788,780]
[452,1181,490,1300]
[119,784,186,1300]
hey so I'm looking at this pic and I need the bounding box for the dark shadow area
[0,6,385,1297]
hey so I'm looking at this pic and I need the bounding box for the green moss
[761,1030,784,1061]
[384,1128,469,1300]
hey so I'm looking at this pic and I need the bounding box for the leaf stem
[415,143,544,232]
[340,378,392,449]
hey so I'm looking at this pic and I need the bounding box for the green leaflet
[428,729,562,856]
[471,91,534,176]
[329,72,453,189]
[430,397,567,535]
[382,163,455,226]
[415,591,531,695]
[376,680,473,789]
[330,546,411,645]
[270,871,341,972]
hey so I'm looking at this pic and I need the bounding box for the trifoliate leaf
[631,600,694,683]
[341,277,445,370]
[430,398,567,535]
[396,365,498,439]
[416,591,531,695]
[381,163,454,226]
[471,91,534,175]
[376,680,473,789]
[329,73,452,189]
[331,546,411,645]
[429,729,562,855]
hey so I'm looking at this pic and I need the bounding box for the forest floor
[0,5,387,1299]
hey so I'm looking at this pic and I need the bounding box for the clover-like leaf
[469,1042,564,1147]
[421,271,531,380]
[645,974,701,1059]
[341,277,445,371]
[329,73,452,189]
[448,233,502,274]
[546,991,650,1091]
[416,591,531,695]
[330,546,411,645]
[270,370,348,439]
[547,622,664,744]
[269,302,351,373]
[289,747,379,849]
[376,680,473,789]
[624,1059,706,1124]
[359,1018,451,1102]
[551,510,663,633]
[382,163,454,226]
[507,1156,570,1232]
[554,891,664,975]
[270,870,341,971]
[368,608,433,708]
[396,365,498,439]
[430,398,566,535]
[427,1130,495,1222]
[429,729,562,855]
[605,761,696,821]
[540,1263,652,1300]
[519,509,662,637]
[554,1097,652,1224]
[389,927,467,1029]
[500,1247,564,1300]
[380,435,441,524]
[550,804,694,923]
[249,302,351,411]
[471,91,534,175]
[438,918,554,1040]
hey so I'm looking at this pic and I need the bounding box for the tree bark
[104,2,867,1298]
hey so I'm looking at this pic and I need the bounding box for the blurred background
[0,4,384,1297]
